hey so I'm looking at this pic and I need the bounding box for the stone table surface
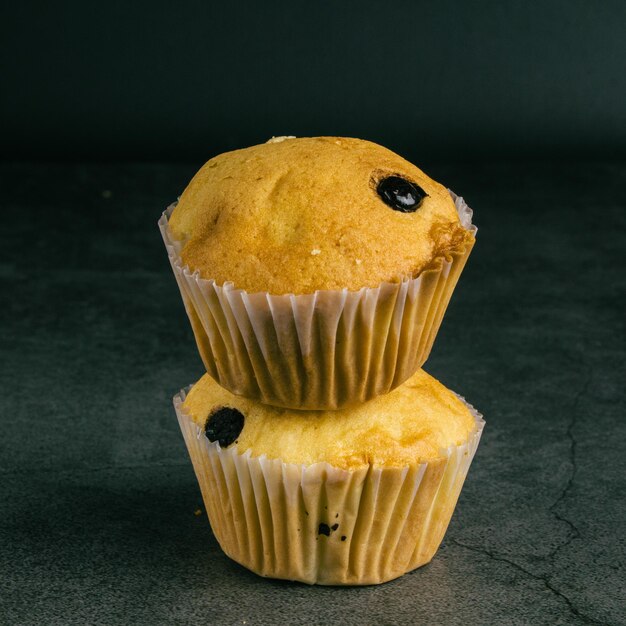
[1,161,624,626]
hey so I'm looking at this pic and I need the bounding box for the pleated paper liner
[174,386,484,586]
[160,192,476,410]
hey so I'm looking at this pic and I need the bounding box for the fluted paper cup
[173,386,484,585]
[160,192,475,410]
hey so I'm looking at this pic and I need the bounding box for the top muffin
[168,136,474,295]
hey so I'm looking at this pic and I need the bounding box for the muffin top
[181,369,477,470]
[168,136,474,295]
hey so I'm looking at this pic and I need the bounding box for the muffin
[174,368,484,585]
[160,136,476,409]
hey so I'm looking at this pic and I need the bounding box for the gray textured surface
[1,162,625,625]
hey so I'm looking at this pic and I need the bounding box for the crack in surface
[452,358,601,623]
[547,359,593,562]
[451,539,605,625]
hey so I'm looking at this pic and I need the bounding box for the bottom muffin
[173,369,484,585]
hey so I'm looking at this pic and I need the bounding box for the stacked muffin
[160,136,484,585]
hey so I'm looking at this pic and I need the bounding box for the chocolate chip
[205,407,244,447]
[318,523,331,536]
[341,536,347,542]
[331,523,339,531]
[377,175,427,213]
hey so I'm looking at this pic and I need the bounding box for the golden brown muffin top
[182,369,477,470]
[168,137,474,295]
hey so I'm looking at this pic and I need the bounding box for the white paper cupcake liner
[160,192,476,410]
[173,386,484,586]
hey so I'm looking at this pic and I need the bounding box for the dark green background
[2,0,625,161]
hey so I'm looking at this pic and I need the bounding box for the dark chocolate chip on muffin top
[205,407,245,447]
